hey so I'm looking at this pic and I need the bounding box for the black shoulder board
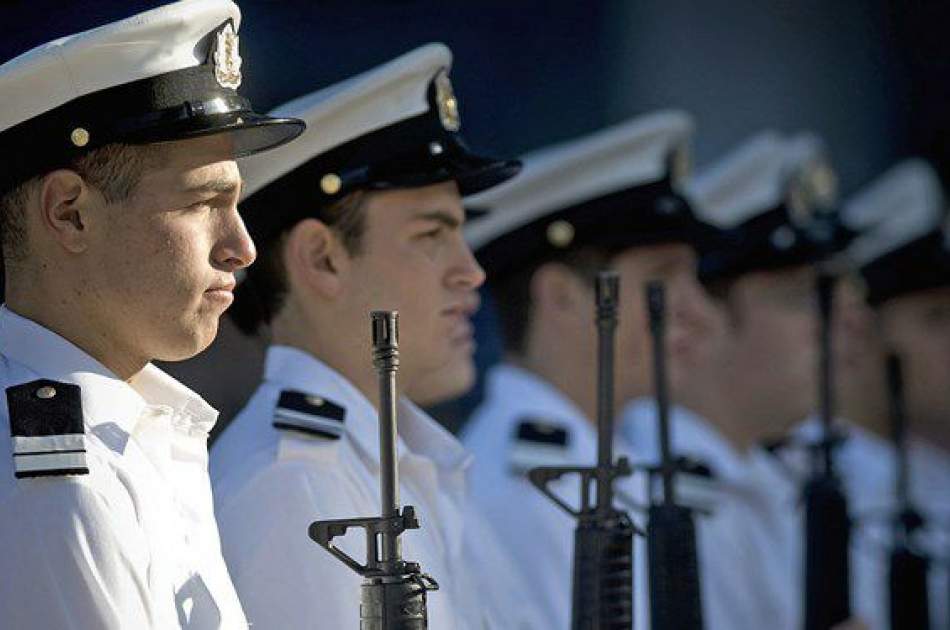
[676,455,716,480]
[509,417,570,474]
[272,390,346,440]
[515,418,569,446]
[6,379,88,479]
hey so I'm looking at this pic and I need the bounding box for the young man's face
[719,265,818,432]
[611,242,721,403]
[340,181,484,394]
[879,286,950,438]
[404,290,481,406]
[831,276,884,405]
[85,135,254,364]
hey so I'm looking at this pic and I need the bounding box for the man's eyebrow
[182,177,242,196]
[412,209,462,228]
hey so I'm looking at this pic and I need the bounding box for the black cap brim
[475,179,713,279]
[128,111,305,159]
[359,143,521,197]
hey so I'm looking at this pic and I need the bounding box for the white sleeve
[0,477,160,629]
[216,461,364,630]
[471,474,575,629]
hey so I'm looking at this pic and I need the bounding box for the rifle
[309,311,439,629]
[802,273,851,630]
[644,281,704,630]
[529,271,636,629]
[885,354,930,630]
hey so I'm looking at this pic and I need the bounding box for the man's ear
[37,170,93,254]
[530,262,589,324]
[284,218,348,299]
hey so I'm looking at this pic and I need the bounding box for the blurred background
[2,0,947,433]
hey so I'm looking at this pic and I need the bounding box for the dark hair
[491,247,613,355]
[0,144,162,302]
[228,190,369,336]
[0,143,161,263]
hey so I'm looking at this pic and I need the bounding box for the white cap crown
[465,110,693,248]
[843,159,946,266]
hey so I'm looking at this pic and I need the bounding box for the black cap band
[862,231,950,305]
[698,203,842,283]
[474,176,713,279]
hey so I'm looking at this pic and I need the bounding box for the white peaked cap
[843,159,945,266]
[688,131,835,228]
[465,110,693,249]
[240,43,452,198]
[0,0,240,134]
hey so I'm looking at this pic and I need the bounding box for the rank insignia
[272,390,346,440]
[434,69,460,132]
[213,22,242,90]
[6,379,88,479]
[509,418,570,475]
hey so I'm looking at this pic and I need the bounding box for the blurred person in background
[784,159,950,629]
[621,130,868,630]
[461,111,718,629]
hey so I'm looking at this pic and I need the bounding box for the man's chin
[151,320,220,363]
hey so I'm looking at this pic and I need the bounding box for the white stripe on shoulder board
[14,452,88,474]
[509,442,569,472]
[12,434,85,455]
[275,406,343,425]
[274,411,344,436]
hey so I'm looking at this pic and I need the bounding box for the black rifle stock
[644,281,704,630]
[885,354,930,630]
[803,273,851,630]
[309,311,438,629]
[529,271,636,630]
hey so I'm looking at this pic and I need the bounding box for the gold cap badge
[787,160,838,226]
[214,22,243,89]
[434,70,460,132]
[671,143,691,186]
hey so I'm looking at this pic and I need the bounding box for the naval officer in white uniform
[621,131,862,630]
[784,159,950,629]
[210,44,545,629]
[460,111,721,629]
[0,1,304,627]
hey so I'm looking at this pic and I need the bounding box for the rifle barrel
[596,272,620,511]
[816,273,835,477]
[646,281,674,505]
[886,354,910,510]
[372,310,401,563]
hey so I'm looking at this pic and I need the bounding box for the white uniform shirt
[777,418,950,630]
[0,306,248,629]
[622,397,799,630]
[211,346,543,630]
[461,363,649,630]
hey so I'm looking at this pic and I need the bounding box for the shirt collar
[399,398,472,472]
[0,306,217,438]
[486,363,597,461]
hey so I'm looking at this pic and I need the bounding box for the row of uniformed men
[0,1,946,629]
